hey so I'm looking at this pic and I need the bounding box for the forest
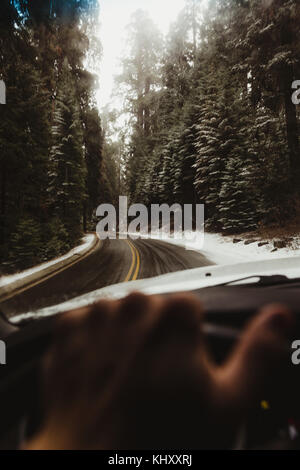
[0,0,118,273]
[116,0,300,235]
[1,0,300,273]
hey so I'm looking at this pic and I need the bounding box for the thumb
[216,304,294,412]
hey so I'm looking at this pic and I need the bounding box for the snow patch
[0,234,96,288]
[202,232,300,264]
[138,231,300,265]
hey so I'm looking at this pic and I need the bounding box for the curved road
[1,238,213,318]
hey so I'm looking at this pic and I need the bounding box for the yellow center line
[124,240,141,282]
[132,243,140,281]
[124,240,136,282]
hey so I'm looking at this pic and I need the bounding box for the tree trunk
[0,163,6,245]
[144,77,151,136]
[192,0,197,61]
[282,68,300,179]
[137,95,144,132]
[83,203,87,233]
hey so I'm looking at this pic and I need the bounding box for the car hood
[11,255,300,324]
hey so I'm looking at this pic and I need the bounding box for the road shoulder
[0,234,100,303]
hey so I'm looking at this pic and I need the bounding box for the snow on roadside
[201,232,300,264]
[147,231,300,265]
[0,234,96,288]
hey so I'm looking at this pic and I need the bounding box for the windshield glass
[1,0,300,322]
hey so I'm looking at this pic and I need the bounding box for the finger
[154,293,204,346]
[139,293,211,382]
[44,300,119,401]
[217,304,294,412]
[117,292,161,325]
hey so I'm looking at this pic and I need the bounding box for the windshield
[1,0,300,321]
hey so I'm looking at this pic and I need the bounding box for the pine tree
[194,75,224,230]
[48,60,87,247]
[218,92,261,234]
[83,107,105,229]
[117,10,162,202]
[253,105,291,225]
[233,0,300,181]
[9,217,43,271]
[0,1,115,272]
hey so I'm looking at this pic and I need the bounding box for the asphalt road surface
[1,238,214,318]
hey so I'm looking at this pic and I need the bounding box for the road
[1,238,214,318]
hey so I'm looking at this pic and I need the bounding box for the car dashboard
[0,281,300,450]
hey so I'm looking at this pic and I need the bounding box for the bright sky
[97,0,186,110]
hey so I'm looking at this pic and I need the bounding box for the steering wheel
[203,320,300,450]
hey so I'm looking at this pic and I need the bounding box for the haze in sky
[97,0,186,110]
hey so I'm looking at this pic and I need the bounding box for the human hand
[26,293,293,450]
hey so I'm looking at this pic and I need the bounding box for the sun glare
[98,0,186,108]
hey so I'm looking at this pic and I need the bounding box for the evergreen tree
[0,1,116,272]
[218,94,260,234]
[194,75,224,230]
[48,60,87,246]
[117,10,162,201]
